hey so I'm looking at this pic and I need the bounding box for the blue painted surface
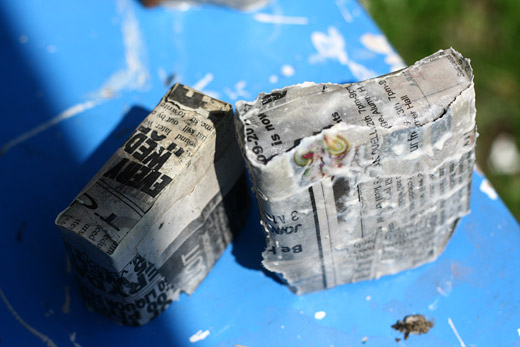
[0,0,519,346]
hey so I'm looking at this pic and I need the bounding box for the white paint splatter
[253,13,309,25]
[70,331,82,347]
[360,33,406,72]
[94,0,149,99]
[269,75,279,83]
[193,73,214,91]
[309,27,377,81]
[158,67,168,83]
[480,179,498,200]
[224,81,250,100]
[365,295,372,301]
[517,328,520,337]
[489,133,520,174]
[428,298,439,311]
[189,329,210,343]
[0,100,101,156]
[280,325,285,329]
[348,60,378,81]
[448,318,466,347]
[310,27,348,65]
[335,0,354,23]
[0,288,57,347]
[436,280,452,297]
[314,311,326,320]
[361,336,368,343]
[62,285,71,314]
[19,35,28,44]
[281,64,295,77]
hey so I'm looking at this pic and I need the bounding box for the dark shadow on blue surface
[230,177,286,285]
[0,4,93,345]
[79,106,148,175]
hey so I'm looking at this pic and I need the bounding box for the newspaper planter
[235,48,476,294]
[56,84,248,325]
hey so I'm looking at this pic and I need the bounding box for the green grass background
[361,0,520,221]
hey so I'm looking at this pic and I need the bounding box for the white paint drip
[62,285,71,314]
[253,13,309,25]
[314,311,326,320]
[360,33,406,72]
[480,179,498,200]
[189,329,210,343]
[0,100,100,156]
[448,318,466,347]
[0,288,57,347]
[281,64,295,77]
[70,332,82,347]
[95,0,149,99]
[193,73,214,91]
[335,0,354,23]
[309,27,377,81]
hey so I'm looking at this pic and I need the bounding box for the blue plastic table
[1,1,519,346]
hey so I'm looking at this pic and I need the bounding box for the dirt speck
[392,314,433,340]
[159,222,164,229]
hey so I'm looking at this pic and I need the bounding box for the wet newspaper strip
[56,84,249,325]
[235,48,476,294]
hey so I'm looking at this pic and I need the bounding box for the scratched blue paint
[0,0,518,346]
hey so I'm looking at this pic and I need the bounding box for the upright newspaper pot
[56,84,249,325]
[235,49,477,294]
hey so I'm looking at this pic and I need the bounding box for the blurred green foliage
[361,0,520,220]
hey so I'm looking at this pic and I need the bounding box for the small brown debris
[392,314,434,340]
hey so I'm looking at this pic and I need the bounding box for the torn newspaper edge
[235,48,476,294]
[56,84,249,325]
[140,0,271,11]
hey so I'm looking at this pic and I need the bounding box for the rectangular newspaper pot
[235,48,476,294]
[56,84,249,325]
